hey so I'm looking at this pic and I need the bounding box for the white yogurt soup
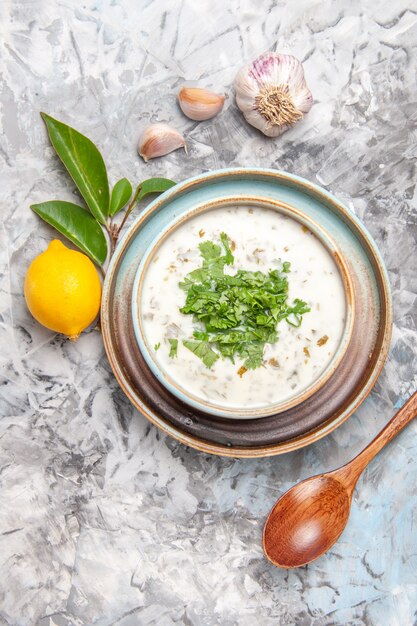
[138,205,349,414]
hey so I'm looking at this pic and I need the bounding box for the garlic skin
[178,87,225,121]
[234,52,313,137]
[138,123,186,161]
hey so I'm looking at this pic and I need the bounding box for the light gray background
[0,1,416,625]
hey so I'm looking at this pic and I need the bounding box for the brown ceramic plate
[101,168,392,458]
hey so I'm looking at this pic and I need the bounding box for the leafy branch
[31,113,176,270]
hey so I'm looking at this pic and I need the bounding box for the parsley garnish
[183,340,219,368]
[178,233,310,370]
[168,338,178,358]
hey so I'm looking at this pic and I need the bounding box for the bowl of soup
[131,197,354,419]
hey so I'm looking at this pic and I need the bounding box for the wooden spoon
[263,390,417,568]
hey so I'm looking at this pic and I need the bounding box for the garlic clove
[178,87,225,121]
[138,123,186,161]
[234,52,313,137]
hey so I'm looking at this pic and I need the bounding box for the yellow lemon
[24,239,102,339]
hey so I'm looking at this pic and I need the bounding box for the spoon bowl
[263,390,417,568]
[263,475,352,568]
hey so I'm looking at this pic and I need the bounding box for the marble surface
[0,0,416,624]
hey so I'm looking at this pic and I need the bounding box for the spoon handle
[335,390,417,488]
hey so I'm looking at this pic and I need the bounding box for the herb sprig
[31,113,176,271]
[178,233,310,370]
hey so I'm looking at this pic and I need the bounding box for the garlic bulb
[138,123,186,161]
[178,87,225,121]
[234,52,313,137]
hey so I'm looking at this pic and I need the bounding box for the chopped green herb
[183,340,219,368]
[154,342,161,351]
[198,240,222,262]
[168,338,178,358]
[179,233,310,370]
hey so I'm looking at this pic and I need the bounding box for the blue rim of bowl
[131,195,355,419]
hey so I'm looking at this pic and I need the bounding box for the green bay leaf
[136,178,176,203]
[110,178,132,216]
[31,200,107,265]
[41,113,110,224]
